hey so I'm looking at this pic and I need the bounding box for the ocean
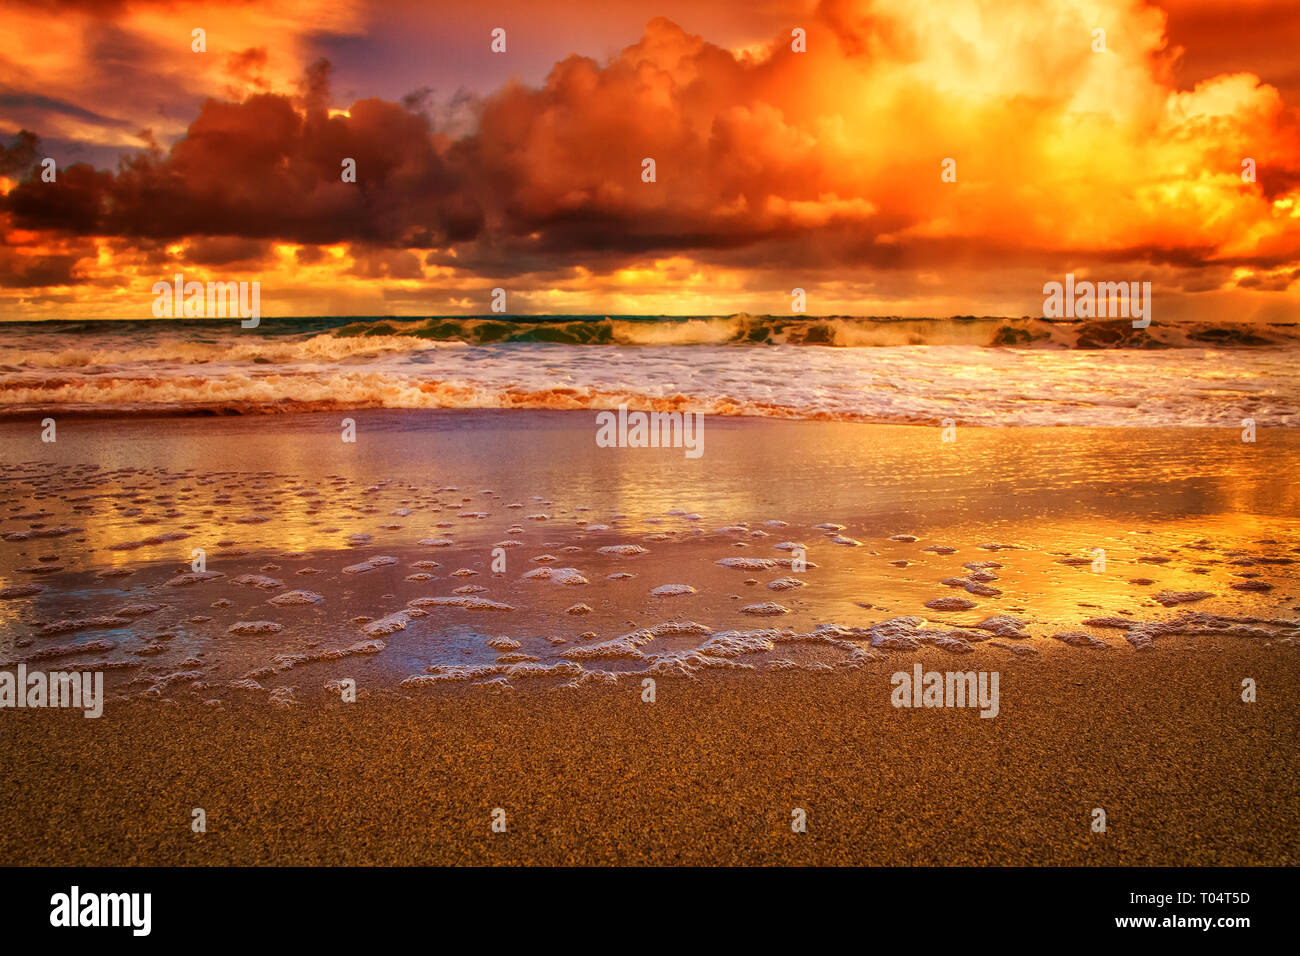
[1,315,1296,426]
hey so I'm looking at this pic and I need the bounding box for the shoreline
[2,404,1296,426]
[1,412,1296,700]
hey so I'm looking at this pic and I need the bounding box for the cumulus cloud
[5,76,482,245]
[1,0,1298,317]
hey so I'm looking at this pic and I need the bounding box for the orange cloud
[1,0,1298,320]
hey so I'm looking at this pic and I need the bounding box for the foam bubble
[716,557,777,570]
[650,584,696,597]
[342,556,398,573]
[407,596,515,611]
[228,621,284,635]
[739,602,789,616]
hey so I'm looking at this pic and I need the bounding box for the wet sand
[2,412,1297,696]
[2,637,1298,866]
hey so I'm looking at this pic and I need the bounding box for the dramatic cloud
[6,79,481,244]
[1,0,1298,319]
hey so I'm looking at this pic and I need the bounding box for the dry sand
[3,633,1296,866]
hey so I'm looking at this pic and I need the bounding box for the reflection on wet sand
[1,411,1296,707]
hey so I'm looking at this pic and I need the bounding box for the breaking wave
[0,315,1296,426]
[2,314,1298,364]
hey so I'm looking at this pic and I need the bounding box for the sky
[1,0,1298,320]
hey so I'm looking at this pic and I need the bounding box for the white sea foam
[4,321,1297,426]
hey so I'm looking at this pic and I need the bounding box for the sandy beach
[3,639,1297,866]
[1,411,1297,865]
